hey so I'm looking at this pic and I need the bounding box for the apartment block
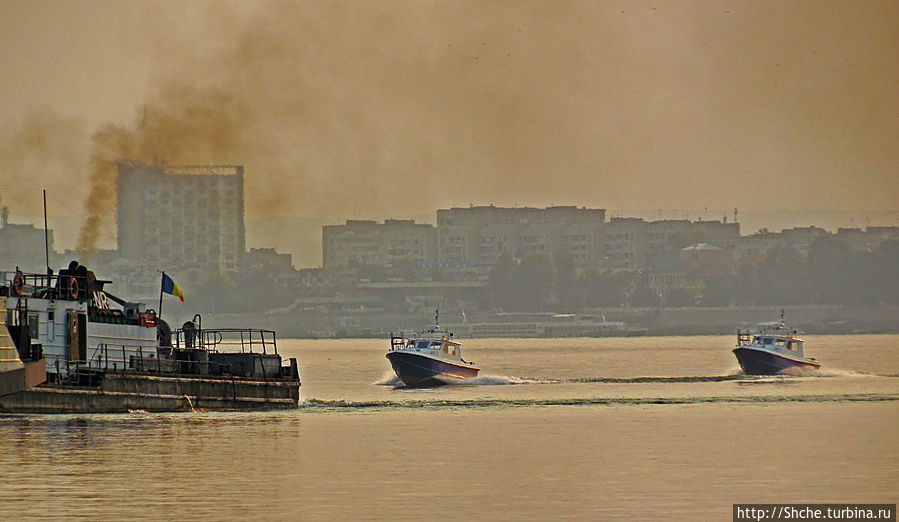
[601,218,740,270]
[117,161,245,274]
[601,217,648,270]
[322,219,437,269]
[436,205,606,267]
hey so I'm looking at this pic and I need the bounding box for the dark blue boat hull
[386,352,479,387]
[733,347,820,375]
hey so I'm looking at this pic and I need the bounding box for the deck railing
[172,327,278,355]
[2,269,87,301]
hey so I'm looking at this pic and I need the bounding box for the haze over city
[1,0,897,267]
[1,4,898,518]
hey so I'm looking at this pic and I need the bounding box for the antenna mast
[43,189,51,278]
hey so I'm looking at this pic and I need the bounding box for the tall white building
[117,161,245,274]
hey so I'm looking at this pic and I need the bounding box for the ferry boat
[386,312,479,387]
[732,312,820,375]
[0,262,300,412]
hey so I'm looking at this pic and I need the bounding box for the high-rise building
[117,161,245,274]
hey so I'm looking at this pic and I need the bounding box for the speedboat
[386,312,479,387]
[733,311,820,375]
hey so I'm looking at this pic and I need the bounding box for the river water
[1,335,897,520]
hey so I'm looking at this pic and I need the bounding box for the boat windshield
[412,340,440,349]
[753,335,790,348]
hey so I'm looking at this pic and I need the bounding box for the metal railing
[2,269,86,301]
[173,327,278,355]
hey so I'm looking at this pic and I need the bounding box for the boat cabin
[736,322,806,358]
[3,265,158,380]
[391,326,463,360]
[408,338,458,355]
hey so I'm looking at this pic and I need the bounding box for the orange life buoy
[68,277,79,299]
[12,271,25,295]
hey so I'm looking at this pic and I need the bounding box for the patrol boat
[386,311,479,387]
[1,262,300,412]
[733,311,820,375]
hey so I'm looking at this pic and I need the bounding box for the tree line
[485,238,899,311]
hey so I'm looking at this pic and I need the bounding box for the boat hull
[733,347,820,375]
[0,372,300,413]
[386,351,479,387]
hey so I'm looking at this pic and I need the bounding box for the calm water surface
[1,335,897,520]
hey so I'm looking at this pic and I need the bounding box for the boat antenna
[435,309,439,327]
[780,308,785,322]
[43,189,51,279]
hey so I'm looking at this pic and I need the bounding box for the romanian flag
[161,272,184,301]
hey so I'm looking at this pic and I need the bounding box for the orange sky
[1,0,897,262]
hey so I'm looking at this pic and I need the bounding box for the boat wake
[375,368,896,388]
[567,374,744,384]
[301,393,899,411]
[373,372,404,386]
[442,375,559,386]
[782,367,884,378]
[376,372,558,387]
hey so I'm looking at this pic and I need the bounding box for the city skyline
[2,198,897,271]
[1,1,897,266]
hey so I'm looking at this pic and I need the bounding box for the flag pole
[159,271,165,320]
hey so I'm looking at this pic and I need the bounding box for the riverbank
[193,304,899,339]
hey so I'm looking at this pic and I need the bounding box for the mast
[43,189,51,279]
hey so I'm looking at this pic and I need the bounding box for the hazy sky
[1,0,897,262]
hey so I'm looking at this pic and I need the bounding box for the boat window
[28,313,40,340]
[417,340,429,349]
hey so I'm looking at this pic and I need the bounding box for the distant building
[437,205,606,267]
[680,243,735,279]
[0,205,54,273]
[322,219,437,269]
[600,217,740,271]
[601,217,648,270]
[719,225,830,264]
[778,226,830,255]
[117,161,245,274]
[835,226,899,252]
[245,248,294,272]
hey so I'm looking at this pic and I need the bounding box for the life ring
[12,271,25,295]
[68,277,79,299]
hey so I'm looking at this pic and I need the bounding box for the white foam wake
[453,375,556,386]
[373,371,404,386]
